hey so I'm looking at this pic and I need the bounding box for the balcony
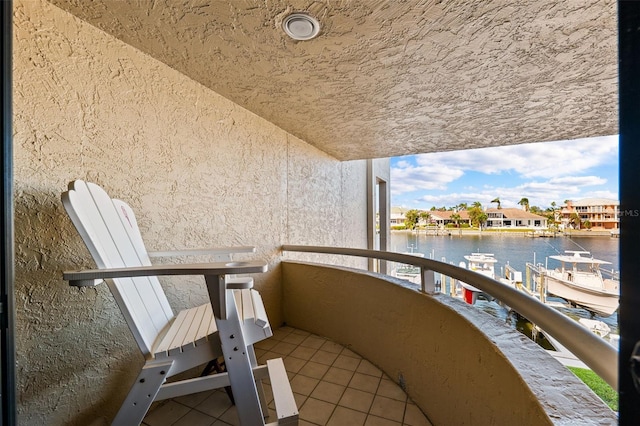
[142,247,616,425]
[143,327,432,425]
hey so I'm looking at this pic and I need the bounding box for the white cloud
[463,176,611,209]
[391,135,618,208]
[404,135,618,179]
[390,162,464,193]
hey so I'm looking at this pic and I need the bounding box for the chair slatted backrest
[62,180,174,355]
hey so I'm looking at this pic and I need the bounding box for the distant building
[390,207,471,228]
[485,208,547,229]
[561,198,619,230]
[428,210,471,227]
[390,207,409,227]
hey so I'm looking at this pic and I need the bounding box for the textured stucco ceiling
[48,0,618,160]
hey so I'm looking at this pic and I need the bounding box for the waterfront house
[484,208,548,229]
[561,198,620,230]
[390,206,410,227]
[428,210,472,228]
[7,1,622,425]
[390,208,472,228]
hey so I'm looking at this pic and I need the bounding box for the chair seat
[153,303,218,359]
[152,288,272,358]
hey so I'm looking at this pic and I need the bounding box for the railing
[282,245,618,390]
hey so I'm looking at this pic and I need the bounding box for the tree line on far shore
[401,198,586,230]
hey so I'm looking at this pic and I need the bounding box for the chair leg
[201,357,235,405]
[112,359,173,426]
[248,345,268,418]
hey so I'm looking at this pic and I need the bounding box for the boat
[391,249,424,284]
[458,253,499,304]
[539,251,619,317]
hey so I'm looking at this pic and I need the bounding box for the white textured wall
[13,1,368,424]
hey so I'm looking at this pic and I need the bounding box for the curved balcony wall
[282,261,616,425]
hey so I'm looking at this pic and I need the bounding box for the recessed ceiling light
[282,13,321,41]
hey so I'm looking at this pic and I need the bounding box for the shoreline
[392,229,615,237]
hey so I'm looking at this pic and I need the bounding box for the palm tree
[529,205,543,215]
[549,201,559,228]
[419,211,431,226]
[518,197,529,212]
[490,197,501,209]
[450,212,462,228]
[569,212,582,229]
[404,209,420,230]
[468,206,487,230]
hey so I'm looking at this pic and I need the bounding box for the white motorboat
[459,253,499,304]
[392,249,424,284]
[540,251,619,317]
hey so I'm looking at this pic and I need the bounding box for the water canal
[390,231,620,334]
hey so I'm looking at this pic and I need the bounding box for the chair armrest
[147,246,256,257]
[63,261,267,287]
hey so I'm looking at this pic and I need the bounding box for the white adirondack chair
[61,180,298,426]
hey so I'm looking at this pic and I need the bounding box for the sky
[390,135,619,211]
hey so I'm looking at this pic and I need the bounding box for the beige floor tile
[299,361,330,379]
[271,341,298,355]
[289,345,318,361]
[364,414,402,426]
[143,327,423,426]
[282,332,308,345]
[283,355,307,373]
[144,401,191,426]
[338,387,375,413]
[323,366,355,386]
[174,390,215,408]
[340,347,361,359]
[333,354,361,371]
[368,395,406,422]
[327,406,367,426]
[300,397,336,425]
[293,392,308,410]
[301,335,327,349]
[257,350,281,364]
[349,372,381,393]
[254,347,267,360]
[320,340,345,354]
[195,390,234,418]
[254,338,278,350]
[310,381,346,405]
[218,405,240,426]
[271,328,292,341]
[376,378,407,402]
[403,403,433,426]
[290,374,320,396]
[357,359,383,377]
[172,409,216,426]
[311,349,339,366]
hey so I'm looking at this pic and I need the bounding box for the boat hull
[544,275,619,316]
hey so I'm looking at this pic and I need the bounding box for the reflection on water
[393,231,619,271]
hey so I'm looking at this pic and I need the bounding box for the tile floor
[143,326,433,426]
